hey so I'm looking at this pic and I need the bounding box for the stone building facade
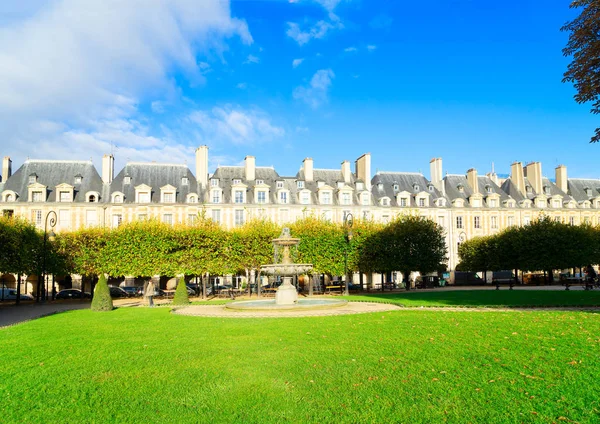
[1,146,599,279]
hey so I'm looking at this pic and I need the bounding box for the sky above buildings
[0,0,597,179]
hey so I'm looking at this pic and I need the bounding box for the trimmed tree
[172,277,189,306]
[91,274,113,311]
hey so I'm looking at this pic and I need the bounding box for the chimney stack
[303,158,313,182]
[525,162,543,194]
[2,156,12,182]
[245,156,256,181]
[101,154,114,184]
[195,146,209,189]
[555,165,568,194]
[510,162,526,194]
[341,160,351,184]
[466,168,479,194]
[429,158,443,194]
[355,153,371,189]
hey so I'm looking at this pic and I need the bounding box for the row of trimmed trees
[457,217,600,283]
[1,214,448,295]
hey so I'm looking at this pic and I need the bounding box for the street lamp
[343,213,354,296]
[37,211,57,302]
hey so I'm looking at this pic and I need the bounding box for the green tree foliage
[561,0,600,143]
[289,217,345,276]
[0,217,40,276]
[359,215,448,289]
[91,274,113,311]
[171,277,189,306]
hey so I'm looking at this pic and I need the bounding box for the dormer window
[317,181,325,188]
[279,191,288,204]
[400,197,408,207]
[211,179,219,187]
[457,184,464,193]
[341,192,351,205]
[356,182,364,191]
[32,191,43,202]
[276,181,284,189]
[361,193,370,205]
[485,185,492,194]
[543,186,550,195]
[256,179,264,185]
[585,187,592,196]
[28,174,37,184]
[113,193,123,203]
[256,191,267,204]
[429,185,434,192]
[393,184,399,191]
[163,193,174,203]
[413,184,419,192]
[337,182,344,189]
[187,194,198,203]
[233,179,241,185]
[59,191,71,202]
[124,176,131,185]
[321,191,332,205]
[88,194,97,203]
[377,183,383,190]
[381,198,390,206]
[5,193,13,202]
[75,175,82,184]
[297,181,304,189]
[526,186,533,193]
[182,177,189,186]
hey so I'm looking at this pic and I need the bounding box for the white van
[0,287,34,301]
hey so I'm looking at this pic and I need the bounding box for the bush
[91,274,113,311]
[171,277,189,306]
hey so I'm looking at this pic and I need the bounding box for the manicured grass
[1,308,600,423]
[344,289,600,308]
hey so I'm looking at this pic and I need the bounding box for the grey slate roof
[1,160,103,203]
[211,166,281,204]
[444,175,509,206]
[294,169,357,206]
[372,172,441,207]
[567,178,600,203]
[500,178,525,202]
[110,162,198,203]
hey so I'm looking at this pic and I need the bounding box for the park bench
[561,276,596,291]
[492,277,516,290]
[325,285,342,295]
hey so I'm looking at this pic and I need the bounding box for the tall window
[342,192,351,205]
[489,199,497,207]
[112,214,122,228]
[323,210,332,221]
[474,216,481,229]
[235,209,244,226]
[187,214,196,224]
[212,209,221,224]
[524,216,531,225]
[59,210,70,227]
[211,191,221,204]
[322,192,331,205]
[569,216,575,226]
[86,210,97,227]
[418,198,425,207]
[234,190,244,204]
[491,216,498,229]
[59,191,71,202]
[138,214,148,221]
[456,216,463,229]
[280,209,289,223]
[32,191,43,202]
[257,191,266,204]
[279,191,288,204]
[553,200,561,208]
[301,192,310,204]
[400,198,408,207]
[507,216,514,227]
[276,181,284,189]
[297,181,304,189]
[139,192,150,203]
[163,214,173,225]
[32,210,42,226]
[211,179,219,187]
[163,193,174,203]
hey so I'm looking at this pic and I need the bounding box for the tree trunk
[202,273,207,300]
[16,274,21,305]
[381,273,385,292]
[404,271,411,291]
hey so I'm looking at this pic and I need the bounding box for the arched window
[89,194,96,203]
[6,194,13,202]
[114,195,122,203]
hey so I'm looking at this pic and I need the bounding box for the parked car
[186,283,199,295]
[109,286,130,298]
[56,289,91,299]
[121,286,141,297]
[0,288,34,301]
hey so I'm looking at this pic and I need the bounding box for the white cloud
[151,101,166,114]
[0,0,252,167]
[344,46,357,53]
[292,58,305,68]
[244,54,260,64]
[367,45,377,51]
[236,82,248,89]
[286,20,341,46]
[293,69,335,108]
[188,106,285,145]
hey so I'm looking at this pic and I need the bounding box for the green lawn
[1,307,600,423]
[343,289,600,307]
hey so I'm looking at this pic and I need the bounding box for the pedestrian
[586,264,597,285]
[145,280,156,307]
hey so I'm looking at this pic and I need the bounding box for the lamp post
[37,211,57,302]
[343,213,354,296]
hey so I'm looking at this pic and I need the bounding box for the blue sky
[0,0,597,180]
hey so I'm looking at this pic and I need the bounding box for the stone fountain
[225,228,347,311]
[261,227,313,305]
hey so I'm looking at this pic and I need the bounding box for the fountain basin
[226,298,348,311]
[260,264,313,276]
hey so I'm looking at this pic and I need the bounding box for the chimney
[510,162,526,194]
[486,172,499,186]
[303,158,313,182]
[341,160,351,184]
[245,156,256,181]
[101,154,114,184]
[555,165,568,193]
[195,146,208,189]
[2,156,12,182]
[466,168,479,194]
[429,158,443,193]
[355,153,371,189]
[525,161,543,194]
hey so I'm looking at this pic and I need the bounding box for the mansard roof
[567,178,600,202]
[372,172,441,206]
[2,160,102,202]
[211,166,282,204]
[110,162,197,203]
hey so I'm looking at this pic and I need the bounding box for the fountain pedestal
[275,277,298,305]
